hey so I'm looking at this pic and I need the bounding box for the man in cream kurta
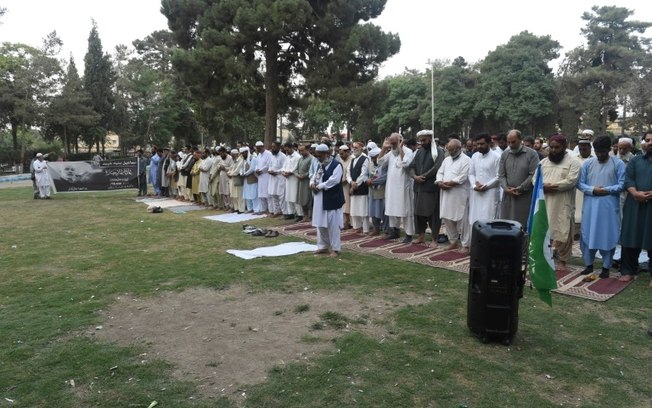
[535,134,581,269]
[217,148,233,210]
[468,133,501,226]
[380,133,414,240]
[208,149,222,209]
[282,143,301,219]
[228,148,246,213]
[198,148,214,206]
[436,139,472,253]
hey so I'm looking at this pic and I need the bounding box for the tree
[424,58,479,137]
[162,0,400,145]
[476,31,560,134]
[0,35,61,159]
[83,21,116,153]
[559,6,651,133]
[374,69,429,137]
[45,57,100,156]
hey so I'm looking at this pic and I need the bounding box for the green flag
[527,164,557,306]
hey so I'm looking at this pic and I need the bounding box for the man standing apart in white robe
[282,142,301,220]
[380,133,414,240]
[468,133,501,226]
[436,139,472,253]
[33,153,52,199]
[255,141,273,214]
[311,144,345,257]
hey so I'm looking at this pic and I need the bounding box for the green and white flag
[527,164,557,306]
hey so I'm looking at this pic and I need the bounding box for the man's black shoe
[580,266,594,275]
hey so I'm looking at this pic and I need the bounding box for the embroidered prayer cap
[315,144,329,152]
[255,141,264,147]
[310,143,318,148]
[239,147,249,153]
[618,137,633,146]
[366,141,378,150]
[578,139,592,145]
[416,129,433,137]
[339,145,349,151]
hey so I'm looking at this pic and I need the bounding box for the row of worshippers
[308,128,651,285]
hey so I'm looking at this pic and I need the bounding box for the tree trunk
[10,119,18,151]
[263,41,280,146]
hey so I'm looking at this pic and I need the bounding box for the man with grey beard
[498,129,539,228]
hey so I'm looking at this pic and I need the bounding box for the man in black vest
[348,141,370,234]
[311,144,346,257]
[410,130,445,247]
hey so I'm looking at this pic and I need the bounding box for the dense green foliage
[0,4,650,162]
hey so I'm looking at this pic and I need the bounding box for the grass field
[0,186,650,407]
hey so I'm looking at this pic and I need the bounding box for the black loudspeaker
[467,220,525,345]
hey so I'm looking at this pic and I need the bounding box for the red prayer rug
[277,222,632,301]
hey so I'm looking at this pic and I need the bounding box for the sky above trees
[1,0,650,78]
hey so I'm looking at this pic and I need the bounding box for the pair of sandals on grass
[242,224,279,238]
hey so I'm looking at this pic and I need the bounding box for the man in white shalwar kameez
[254,141,273,214]
[337,145,353,229]
[311,144,345,257]
[468,133,501,226]
[436,139,472,253]
[242,148,260,213]
[33,153,52,199]
[268,142,287,217]
[347,141,370,233]
[282,142,301,219]
[380,133,414,240]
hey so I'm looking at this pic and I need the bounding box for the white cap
[366,141,378,150]
[339,145,349,151]
[416,129,433,137]
[368,147,381,157]
[310,143,318,148]
[315,144,329,152]
[581,129,594,137]
[255,141,264,147]
[231,149,239,154]
[618,137,633,146]
[36,153,44,157]
[239,147,249,153]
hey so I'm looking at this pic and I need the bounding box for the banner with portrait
[48,158,139,192]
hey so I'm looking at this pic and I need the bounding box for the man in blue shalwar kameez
[577,136,626,279]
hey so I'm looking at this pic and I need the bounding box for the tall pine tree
[83,21,115,154]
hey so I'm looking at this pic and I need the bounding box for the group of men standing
[138,128,651,282]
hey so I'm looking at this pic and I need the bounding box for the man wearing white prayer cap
[254,141,273,214]
[616,136,635,219]
[573,129,595,157]
[311,144,345,256]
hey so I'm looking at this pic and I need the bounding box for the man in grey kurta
[619,130,652,282]
[409,130,444,247]
[498,129,539,228]
[294,144,313,222]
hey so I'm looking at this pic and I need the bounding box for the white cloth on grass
[227,242,318,260]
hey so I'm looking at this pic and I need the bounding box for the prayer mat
[169,205,207,214]
[227,242,317,260]
[277,222,632,301]
[204,213,267,223]
[552,266,633,302]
